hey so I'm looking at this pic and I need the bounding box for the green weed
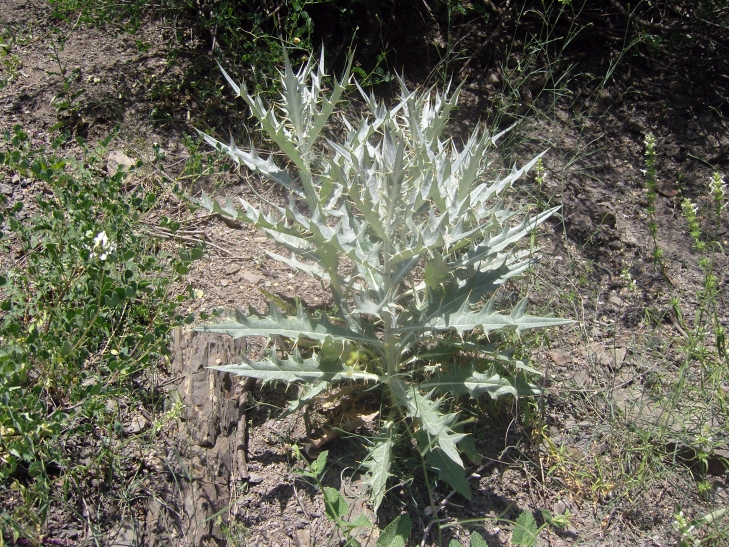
[0,126,200,541]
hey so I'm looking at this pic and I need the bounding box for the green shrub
[196,51,571,509]
[0,127,199,539]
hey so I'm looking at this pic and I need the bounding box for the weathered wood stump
[142,327,251,547]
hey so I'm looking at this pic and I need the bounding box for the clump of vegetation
[195,51,571,509]
[0,126,199,541]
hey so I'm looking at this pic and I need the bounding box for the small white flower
[88,231,116,261]
[93,231,109,249]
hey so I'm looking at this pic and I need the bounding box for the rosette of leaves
[195,51,570,509]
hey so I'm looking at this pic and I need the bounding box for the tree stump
[142,327,251,547]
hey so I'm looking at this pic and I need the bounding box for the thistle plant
[195,51,570,508]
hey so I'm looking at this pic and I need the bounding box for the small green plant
[710,171,726,232]
[293,446,415,547]
[293,447,375,546]
[673,506,729,547]
[448,531,489,547]
[678,175,727,370]
[47,37,87,133]
[0,126,199,541]
[195,50,570,509]
[643,132,665,269]
[0,32,22,91]
[511,511,540,547]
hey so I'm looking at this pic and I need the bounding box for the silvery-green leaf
[458,206,559,269]
[421,367,518,399]
[363,436,393,512]
[388,378,465,468]
[211,347,379,384]
[198,131,301,195]
[425,251,449,289]
[421,297,573,335]
[197,301,382,347]
[265,251,330,282]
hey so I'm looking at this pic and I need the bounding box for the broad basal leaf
[210,347,379,384]
[423,442,472,500]
[420,367,519,399]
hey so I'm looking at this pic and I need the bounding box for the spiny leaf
[197,301,381,347]
[210,347,379,384]
[461,206,559,269]
[279,381,329,418]
[424,443,472,499]
[421,367,519,399]
[197,131,300,194]
[389,379,465,468]
[362,436,393,512]
[422,297,573,336]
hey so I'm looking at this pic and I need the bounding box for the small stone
[571,370,591,387]
[553,500,567,515]
[547,349,572,367]
[294,529,311,547]
[238,271,263,284]
[127,415,149,434]
[225,264,241,275]
[247,472,264,484]
[107,150,136,175]
[220,279,229,286]
[607,294,623,307]
[0,183,12,195]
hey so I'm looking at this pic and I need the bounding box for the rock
[127,415,149,434]
[607,294,623,307]
[294,528,311,547]
[571,370,592,387]
[107,150,136,175]
[247,472,264,484]
[553,500,567,515]
[580,342,626,369]
[225,264,241,275]
[548,349,572,367]
[109,522,136,547]
[233,270,263,284]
